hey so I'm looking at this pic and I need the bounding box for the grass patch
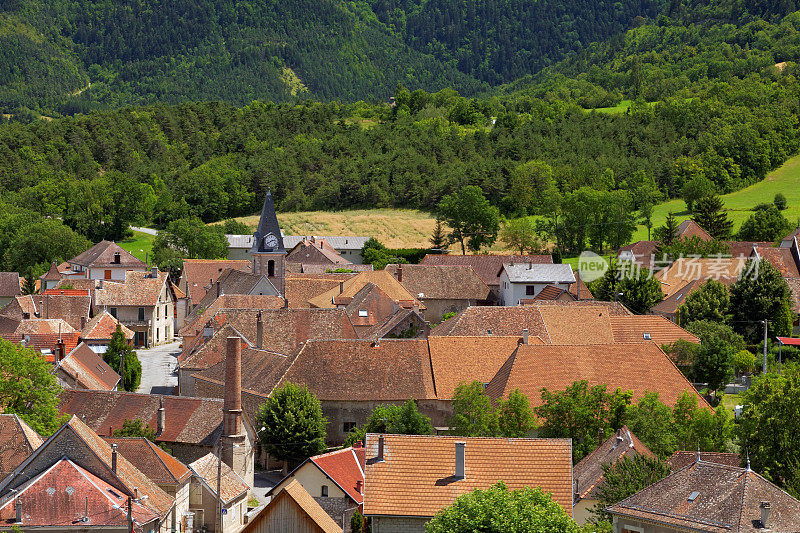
[593,99,632,114]
[720,392,743,417]
[632,152,800,241]
[118,230,155,263]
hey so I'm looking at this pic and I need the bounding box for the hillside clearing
[119,230,155,263]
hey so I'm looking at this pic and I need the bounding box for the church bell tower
[250,189,286,295]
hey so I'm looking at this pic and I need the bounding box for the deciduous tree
[256,382,327,465]
[500,217,541,254]
[737,205,792,242]
[676,279,730,326]
[592,455,671,521]
[730,259,792,342]
[449,381,498,437]
[345,400,433,446]
[439,186,500,254]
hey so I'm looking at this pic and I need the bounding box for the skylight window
[358,310,368,317]
[687,491,700,502]
[643,333,652,340]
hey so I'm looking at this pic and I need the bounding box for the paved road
[130,226,158,236]
[251,470,284,504]
[135,341,181,395]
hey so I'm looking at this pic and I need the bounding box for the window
[621,526,644,533]
[156,328,159,342]
[268,260,275,277]
[164,304,168,317]
[343,421,357,434]
[358,310,368,317]
[321,485,329,497]
[104,270,112,280]
[156,306,159,320]
[643,333,652,340]
[525,285,536,296]
[138,307,145,321]
[110,308,117,319]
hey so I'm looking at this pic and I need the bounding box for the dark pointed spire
[250,188,285,254]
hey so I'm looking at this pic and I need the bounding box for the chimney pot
[133,487,139,500]
[455,442,466,479]
[80,315,86,330]
[761,501,771,529]
[111,443,118,473]
[522,328,529,345]
[216,280,220,298]
[256,311,263,349]
[377,435,385,462]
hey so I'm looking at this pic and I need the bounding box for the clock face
[263,233,279,249]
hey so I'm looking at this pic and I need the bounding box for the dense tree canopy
[256,382,327,464]
[103,325,142,392]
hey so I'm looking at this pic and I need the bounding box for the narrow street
[135,340,180,395]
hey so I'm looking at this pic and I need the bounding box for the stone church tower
[250,189,286,295]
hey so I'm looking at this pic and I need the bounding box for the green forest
[2,0,800,275]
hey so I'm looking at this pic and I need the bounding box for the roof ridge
[365,433,571,443]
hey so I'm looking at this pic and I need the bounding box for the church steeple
[250,188,285,254]
[250,189,286,295]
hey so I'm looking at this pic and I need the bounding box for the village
[0,189,799,533]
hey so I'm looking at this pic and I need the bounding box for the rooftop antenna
[746,449,751,471]
[696,441,700,463]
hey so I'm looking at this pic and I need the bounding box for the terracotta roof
[787,278,800,314]
[568,271,595,300]
[485,343,710,409]
[42,288,90,296]
[618,240,659,268]
[58,389,225,446]
[81,310,134,341]
[532,284,576,301]
[104,437,191,485]
[309,446,365,504]
[95,270,169,307]
[0,414,43,479]
[419,254,553,287]
[189,453,249,504]
[521,299,632,315]
[573,426,654,501]
[608,460,800,532]
[278,339,436,401]
[308,271,424,309]
[2,320,80,361]
[247,479,342,533]
[40,261,62,281]
[724,241,771,258]
[0,458,161,527]
[1,294,91,330]
[431,306,549,338]
[428,336,529,399]
[179,308,357,370]
[610,315,699,345]
[180,293,286,337]
[68,240,147,269]
[667,451,741,471]
[0,315,20,335]
[384,264,491,301]
[191,342,292,398]
[374,308,427,339]
[287,262,374,274]
[0,272,20,298]
[363,434,573,518]
[286,238,350,265]
[753,246,800,278]
[676,220,713,242]
[537,305,616,344]
[56,342,121,391]
[188,269,280,318]
[284,273,357,308]
[179,259,253,305]
[655,257,748,297]
[344,283,399,333]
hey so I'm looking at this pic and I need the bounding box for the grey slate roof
[228,234,370,251]
[502,263,576,284]
[250,190,286,254]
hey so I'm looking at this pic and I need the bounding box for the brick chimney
[15,498,21,523]
[223,336,243,438]
[54,338,65,364]
[356,479,363,493]
[396,264,403,282]
[455,442,466,479]
[377,435,385,462]
[256,311,263,349]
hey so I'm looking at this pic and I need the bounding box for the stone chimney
[256,311,263,349]
[223,336,243,438]
[15,498,21,523]
[396,264,403,282]
[760,501,771,529]
[522,328,529,345]
[151,266,158,278]
[455,442,466,479]
[80,315,86,331]
[111,443,118,474]
[156,398,165,437]
[339,281,344,294]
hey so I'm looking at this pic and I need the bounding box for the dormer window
[643,333,652,340]
[358,310,368,317]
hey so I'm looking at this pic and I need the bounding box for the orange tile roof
[0,414,42,479]
[667,451,741,471]
[676,220,713,241]
[279,339,436,401]
[655,258,748,297]
[81,310,134,341]
[363,434,573,518]
[68,240,147,269]
[104,437,191,485]
[56,342,121,391]
[384,264,491,301]
[573,426,654,501]
[754,246,800,278]
[536,305,615,344]
[286,238,350,265]
[431,306,548,338]
[95,270,169,307]
[180,293,286,337]
[284,273,358,308]
[610,315,699,345]
[485,343,710,409]
[180,259,252,305]
[309,446,365,504]
[246,479,342,533]
[189,453,249,504]
[428,336,529,399]
[308,271,424,309]
[419,254,553,287]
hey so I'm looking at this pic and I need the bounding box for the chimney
[151,266,158,278]
[339,281,344,294]
[157,399,165,437]
[133,487,139,501]
[377,435,385,462]
[80,315,86,330]
[256,311,263,349]
[522,328,529,345]
[396,264,403,282]
[223,336,243,437]
[455,442,466,479]
[111,443,118,474]
[14,498,21,523]
[761,501,771,529]
[202,322,213,341]
[599,427,605,444]
[98,279,103,290]
[356,479,363,493]
[54,338,65,364]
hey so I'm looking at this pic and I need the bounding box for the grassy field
[593,99,632,114]
[721,392,743,417]
[118,230,155,263]
[631,153,800,241]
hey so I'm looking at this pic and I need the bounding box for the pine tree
[104,325,142,391]
[429,217,448,251]
[693,196,732,240]
[654,212,679,245]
